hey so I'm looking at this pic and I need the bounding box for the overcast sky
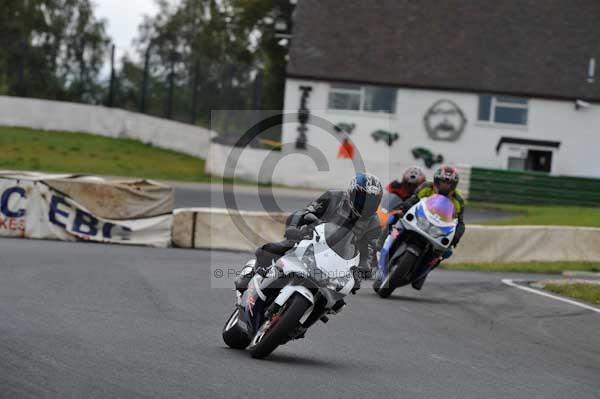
[94,0,161,61]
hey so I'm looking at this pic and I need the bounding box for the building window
[363,86,397,113]
[507,156,526,171]
[328,84,396,114]
[478,95,528,125]
[328,84,361,111]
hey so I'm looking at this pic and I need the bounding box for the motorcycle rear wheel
[248,293,312,359]
[377,252,417,298]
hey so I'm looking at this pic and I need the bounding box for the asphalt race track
[1,238,599,398]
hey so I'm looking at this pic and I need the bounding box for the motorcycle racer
[378,165,466,290]
[236,173,383,295]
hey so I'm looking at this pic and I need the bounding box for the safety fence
[468,167,600,207]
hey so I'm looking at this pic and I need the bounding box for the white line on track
[501,279,600,314]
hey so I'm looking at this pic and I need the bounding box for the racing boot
[411,256,442,290]
[411,275,427,290]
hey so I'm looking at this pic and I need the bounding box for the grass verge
[469,201,600,227]
[442,262,600,274]
[0,126,209,182]
[543,282,600,305]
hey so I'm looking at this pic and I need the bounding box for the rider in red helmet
[386,166,427,201]
[375,166,427,251]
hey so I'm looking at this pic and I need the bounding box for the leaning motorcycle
[373,194,457,298]
[222,221,359,359]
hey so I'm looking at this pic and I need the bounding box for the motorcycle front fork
[378,227,403,279]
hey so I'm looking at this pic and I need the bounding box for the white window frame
[327,84,362,111]
[478,95,529,127]
[500,144,557,174]
[327,84,397,115]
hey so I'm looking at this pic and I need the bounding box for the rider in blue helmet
[237,173,383,295]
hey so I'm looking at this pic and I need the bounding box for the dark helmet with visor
[347,173,383,218]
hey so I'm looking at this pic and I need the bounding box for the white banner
[0,178,172,247]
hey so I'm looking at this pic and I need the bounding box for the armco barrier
[171,208,600,263]
[0,96,213,159]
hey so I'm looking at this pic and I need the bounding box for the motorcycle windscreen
[323,223,357,260]
[311,223,359,284]
[423,194,455,223]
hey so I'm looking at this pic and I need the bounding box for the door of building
[526,150,552,173]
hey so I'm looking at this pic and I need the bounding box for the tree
[0,0,111,103]
[231,0,295,110]
[128,0,257,124]
[124,0,295,131]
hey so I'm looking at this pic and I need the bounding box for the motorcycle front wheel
[248,293,312,359]
[377,252,417,298]
[222,308,251,349]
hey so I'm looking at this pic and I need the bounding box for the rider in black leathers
[237,173,383,294]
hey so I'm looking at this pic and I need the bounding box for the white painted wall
[283,78,600,178]
[0,96,213,159]
[206,140,472,195]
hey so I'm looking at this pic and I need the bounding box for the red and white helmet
[433,165,459,195]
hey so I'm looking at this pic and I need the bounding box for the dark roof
[287,0,600,101]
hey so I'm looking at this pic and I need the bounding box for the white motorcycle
[374,194,458,298]
[222,220,359,359]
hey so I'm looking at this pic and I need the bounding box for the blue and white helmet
[347,173,383,217]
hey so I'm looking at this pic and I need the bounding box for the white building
[282,0,600,178]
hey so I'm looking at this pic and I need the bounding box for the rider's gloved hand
[284,225,311,241]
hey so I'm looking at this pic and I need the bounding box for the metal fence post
[166,50,176,119]
[253,69,263,110]
[107,44,116,107]
[190,59,199,124]
[139,44,151,113]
